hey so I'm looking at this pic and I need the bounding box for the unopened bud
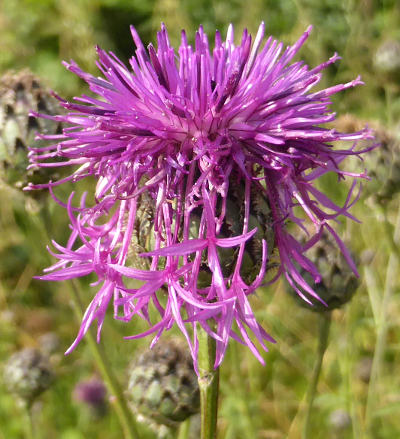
[289,231,358,312]
[3,348,53,405]
[0,70,63,189]
[336,114,400,202]
[127,339,199,427]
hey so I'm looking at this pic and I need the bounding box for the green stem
[70,280,140,439]
[177,418,191,439]
[198,326,219,439]
[24,404,35,439]
[303,312,332,439]
[378,204,400,260]
[30,200,140,438]
[366,203,400,431]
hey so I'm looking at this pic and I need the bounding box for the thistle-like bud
[289,231,359,312]
[126,338,200,427]
[335,114,400,202]
[0,70,62,189]
[3,348,54,406]
[73,377,107,418]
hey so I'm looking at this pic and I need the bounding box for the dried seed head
[0,70,63,189]
[289,231,359,312]
[3,348,53,405]
[127,339,200,426]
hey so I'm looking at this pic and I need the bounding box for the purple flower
[27,23,373,371]
[73,377,107,417]
[73,378,107,405]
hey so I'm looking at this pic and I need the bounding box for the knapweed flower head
[73,377,108,418]
[27,23,373,371]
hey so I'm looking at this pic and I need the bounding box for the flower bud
[127,338,200,427]
[289,231,359,312]
[3,348,53,405]
[335,114,400,202]
[0,70,63,189]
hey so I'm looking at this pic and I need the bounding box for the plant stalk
[70,280,140,439]
[366,203,400,430]
[24,405,35,439]
[32,202,140,438]
[197,326,219,439]
[303,311,332,439]
[177,418,191,439]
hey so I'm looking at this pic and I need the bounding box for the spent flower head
[27,23,373,371]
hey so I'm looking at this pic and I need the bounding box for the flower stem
[303,311,332,439]
[33,204,139,438]
[70,280,140,439]
[177,418,191,439]
[366,203,400,431]
[24,405,35,439]
[197,326,219,439]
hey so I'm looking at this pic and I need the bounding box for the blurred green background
[1,0,400,438]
